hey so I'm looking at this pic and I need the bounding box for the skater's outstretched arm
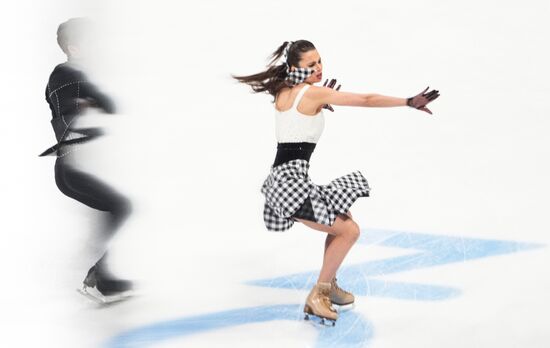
[308,85,440,114]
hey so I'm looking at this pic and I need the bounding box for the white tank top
[275,85,325,143]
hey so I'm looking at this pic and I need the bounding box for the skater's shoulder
[48,63,88,91]
[51,62,80,74]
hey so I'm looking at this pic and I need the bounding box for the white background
[1,0,549,347]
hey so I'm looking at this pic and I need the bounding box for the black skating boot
[78,261,134,304]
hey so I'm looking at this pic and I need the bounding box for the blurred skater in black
[41,18,133,303]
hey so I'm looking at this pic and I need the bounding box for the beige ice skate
[330,277,355,306]
[303,282,338,325]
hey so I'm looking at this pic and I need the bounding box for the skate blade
[303,313,336,327]
[333,302,355,312]
[77,287,107,304]
[77,287,134,305]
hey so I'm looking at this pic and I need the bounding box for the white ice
[1,0,550,347]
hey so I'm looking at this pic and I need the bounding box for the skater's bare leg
[296,213,360,283]
[323,211,352,272]
[324,234,336,258]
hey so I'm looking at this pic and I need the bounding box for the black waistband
[273,142,316,167]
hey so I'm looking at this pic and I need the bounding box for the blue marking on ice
[107,304,373,348]
[107,229,543,347]
[248,229,542,301]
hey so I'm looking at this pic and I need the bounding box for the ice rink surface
[1,1,550,347]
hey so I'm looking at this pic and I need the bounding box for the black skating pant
[55,155,131,275]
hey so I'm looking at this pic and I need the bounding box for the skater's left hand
[322,78,341,112]
[406,87,440,115]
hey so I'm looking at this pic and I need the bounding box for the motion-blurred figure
[40,18,133,304]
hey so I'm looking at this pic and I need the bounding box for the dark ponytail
[233,40,316,101]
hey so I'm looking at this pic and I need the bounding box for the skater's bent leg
[55,158,132,275]
[55,158,132,239]
[296,214,360,283]
[323,210,353,269]
[323,211,352,259]
[324,234,336,257]
[319,215,360,282]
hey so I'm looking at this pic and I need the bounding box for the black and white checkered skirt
[261,159,370,232]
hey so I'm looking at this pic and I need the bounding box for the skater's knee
[335,218,360,243]
[345,221,360,243]
[123,198,132,215]
[111,196,132,220]
[118,198,132,217]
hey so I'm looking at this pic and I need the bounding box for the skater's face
[66,32,95,60]
[296,49,323,84]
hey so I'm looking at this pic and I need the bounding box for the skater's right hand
[322,78,341,112]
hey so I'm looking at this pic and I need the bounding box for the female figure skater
[234,40,439,324]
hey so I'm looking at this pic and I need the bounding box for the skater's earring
[67,44,81,58]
